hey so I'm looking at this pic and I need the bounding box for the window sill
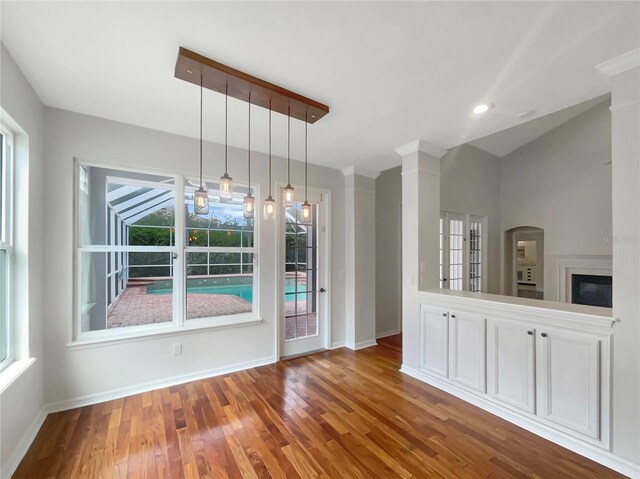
[67,316,264,350]
[0,357,37,395]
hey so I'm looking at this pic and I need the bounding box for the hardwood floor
[15,335,623,478]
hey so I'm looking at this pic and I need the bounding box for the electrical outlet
[172,343,182,356]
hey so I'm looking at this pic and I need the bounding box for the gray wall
[500,99,612,299]
[42,107,347,405]
[375,145,502,336]
[375,167,402,337]
[375,101,612,334]
[0,44,46,474]
[440,144,502,293]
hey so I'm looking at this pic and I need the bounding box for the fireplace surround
[557,256,613,307]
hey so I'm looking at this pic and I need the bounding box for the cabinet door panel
[419,306,448,377]
[487,319,535,414]
[537,329,600,439]
[449,311,486,392]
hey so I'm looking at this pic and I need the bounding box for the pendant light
[194,73,209,215]
[263,100,276,220]
[300,111,312,224]
[219,83,233,200]
[243,92,255,218]
[283,105,295,208]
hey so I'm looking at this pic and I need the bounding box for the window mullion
[464,215,471,292]
[175,176,185,327]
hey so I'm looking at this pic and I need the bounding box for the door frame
[275,182,332,359]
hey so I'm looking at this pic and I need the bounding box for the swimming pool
[146,276,305,303]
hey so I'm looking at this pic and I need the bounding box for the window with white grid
[0,123,13,371]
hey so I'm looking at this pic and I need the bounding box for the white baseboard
[330,340,347,349]
[376,329,401,339]
[1,406,47,479]
[400,365,640,479]
[345,339,378,350]
[46,355,276,414]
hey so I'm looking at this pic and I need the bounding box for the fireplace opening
[571,274,612,308]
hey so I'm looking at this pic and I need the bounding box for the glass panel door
[282,194,325,357]
[448,215,465,291]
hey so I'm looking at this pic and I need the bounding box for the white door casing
[280,189,329,358]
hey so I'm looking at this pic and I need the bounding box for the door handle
[319,288,326,293]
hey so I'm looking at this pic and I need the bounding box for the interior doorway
[505,227,544,300]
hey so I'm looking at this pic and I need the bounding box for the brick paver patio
[108,286,252,328]
[108,284,317,338]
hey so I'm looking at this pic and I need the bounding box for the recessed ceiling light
[473,103,493,114]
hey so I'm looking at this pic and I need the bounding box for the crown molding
[595,49,640,78]
[341,166,380,179]
[394,139,447,159]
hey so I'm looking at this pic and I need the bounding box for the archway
[504,226,544,299]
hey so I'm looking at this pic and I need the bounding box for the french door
[280,191,327,357]
[440,212,485,292]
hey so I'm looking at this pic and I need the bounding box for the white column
[596,49,640,465]
[396,140,447,369]
[343,167,378,350]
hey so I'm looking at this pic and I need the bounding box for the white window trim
[0,122,14,372]
[440,211,488,294]
[72,160,261,346]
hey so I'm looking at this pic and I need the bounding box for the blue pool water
[147,277,305,303]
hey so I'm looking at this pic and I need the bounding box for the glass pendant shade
[263,196,276,220]
[220,173,233,199]
[243,193,255,219]
[300,200,312,224]
[283,184,295,208]
[194,186,209,215]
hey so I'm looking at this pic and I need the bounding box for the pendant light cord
[248,91,251,190]
[305,112,308,202]
[199,73,203,187]
[224,83,229,174]
[287,105,291,184]
[268,100,272,197]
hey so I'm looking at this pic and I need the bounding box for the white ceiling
[470,94,609,157]
[1,2,638,172]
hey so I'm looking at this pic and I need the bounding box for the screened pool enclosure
[76,164,317,336]
[77,165,257,332]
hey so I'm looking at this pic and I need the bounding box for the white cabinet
[419,306,448,378]
[536,328,601,440]
[487,319,536,414]
[413,300,611,450]
[448,312,486,393]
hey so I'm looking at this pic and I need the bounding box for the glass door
[282,193,326,357]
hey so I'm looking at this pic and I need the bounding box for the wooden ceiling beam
[174,47,329,123]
